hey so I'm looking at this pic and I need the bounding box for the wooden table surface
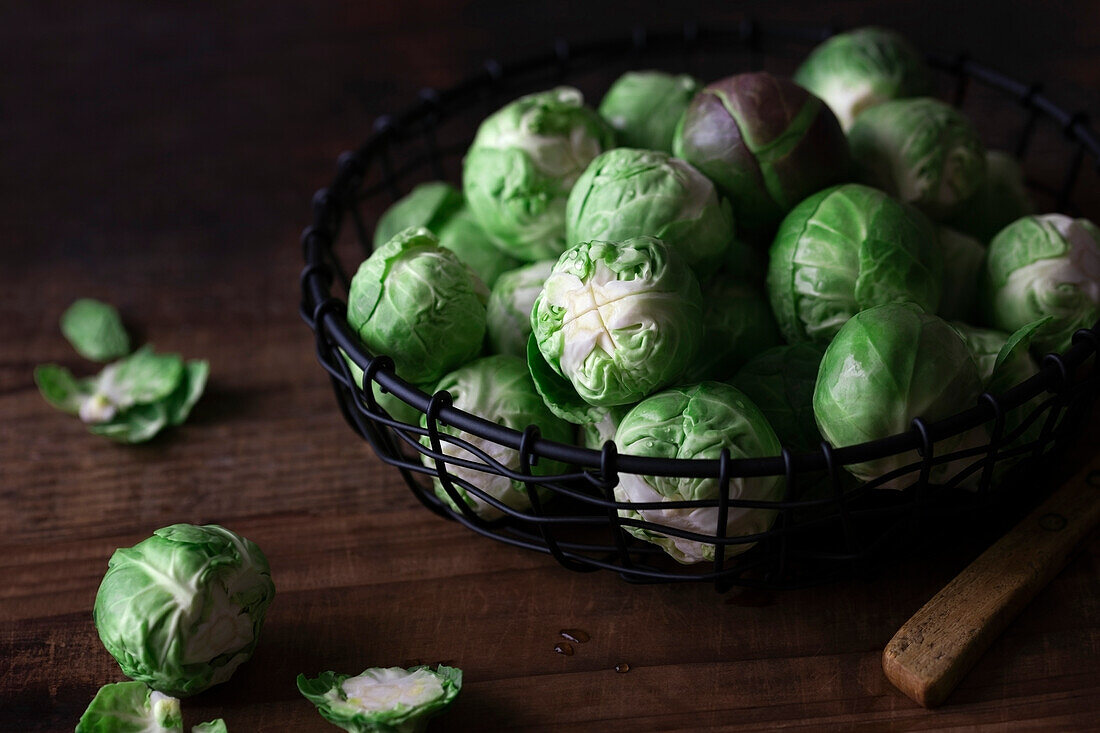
[3,2,1098,730]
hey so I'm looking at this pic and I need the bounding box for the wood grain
[2,1,1099,730]
[883,458,1100,708]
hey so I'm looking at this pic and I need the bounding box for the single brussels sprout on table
[613,381,783,564]
[531,236,703,407]
[766,183,942,343]
[347,227,488,386]
[598,70,702,152]
[565,147,734,273]
[463,87,615,261]
[848,97,986,220]
[947,150,1036,243]
[673,71,850,237]
[76,682,183,733]
[297,665,462,733]
[813,303,984,489]
[93,524,275,697]
[421,355,574,520]
[793,26,932,132]
[985,213,1100,354]
[61,297,131,362]
[731,342,827,454]
[486,260,555,358]
[680,279,782,383]
[936,226,986,322]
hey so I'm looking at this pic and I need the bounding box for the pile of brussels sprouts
[348,27,1100,565]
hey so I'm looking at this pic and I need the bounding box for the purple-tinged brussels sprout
[673,72,850,238]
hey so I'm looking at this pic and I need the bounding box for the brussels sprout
[947,150,1036,243]
[463,87,615,261]
[848,97,986,220]
[347,227,488,386]
[192,721,228,733]
[76,682,183,733]
[793,27,932,132]
[985,214,1100,354]
[949,322,1016,385]
[525,334,609,426]
[298,665,462,733]
[565,148,733,272]
[937,226,986,322]
[580,403,631,450]
[598,71,702,152]
[421,355,574,519]
[680,279,782,382]
[673,71,849,237]
[532,236,703,407]
[435,206,521,288]
[813,303,983,488]
[614,382,783,563]
[61,298,131,362]
[93,524,275,697]
[339,349,426,427]
[372,182,464,251]
[34,346,208,444]
[766,183,942,343]
[731,343,827,454]
[486,260,555,357]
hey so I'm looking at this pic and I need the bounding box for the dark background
[2,1,1098,730]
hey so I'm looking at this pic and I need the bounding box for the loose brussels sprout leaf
[990,317,1049,393]
[297,665,462,733]
[937,226,986,322]
[339,348,426,427]
[372,182,464,251]
[793,27,932,132]
[598,71,702,152]
[681,279,782,382]
[33,363,94,415]
[61,298,131,362]
[486,260,555,358]
[420,355,573,519]
[347,227,488,385]
[947,150,1036,243]
[814,303,984,488]
[92,345,184,415]
[531,237,703,407]
[463,87,615,261]
[580,403,631,450]
[673,71,849,237]
[87,401,171,444]
[435,206,520,289]
[565,148,734,273]
[526,334,608,425]
[985,214,1100,354]
[766,184,942,343]
[93,524,275,697]
[191,720,228,733]
[848,97,986,220]
[949,322,1014,386]
[76,682,182,733]
[614,382,783,563]
[165,360,210,426]
[731,343,827,454]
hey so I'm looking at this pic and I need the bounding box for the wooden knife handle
[882,459,1100,708]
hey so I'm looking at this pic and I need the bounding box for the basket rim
[300,20,1100,481]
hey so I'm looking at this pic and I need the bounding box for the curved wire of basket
[300,20,1100,590]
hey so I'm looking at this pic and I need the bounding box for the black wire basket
[300,21,1100,591]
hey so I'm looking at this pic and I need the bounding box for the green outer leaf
[87,401,170,443]
[793,27,932,131]
[93,524,275,697]
[526,334,607,425]
[766,184,941,343]
[98,345,185,408]
[598,71,702,152]
[949,322,1011,386]
[421,355,574,519]
[76,682,182,733]
[192,720,228,733]
[297,665,462,733]
[813,303,983,486]
[731,342,827,454]
[848,97,986,220]
[165,360,209,426]
[347,227,488,385]
[613,382,783,563]
[372,182,464,251]
[564,148,734,273]
[34,363,93,415]
[61,298,131,362]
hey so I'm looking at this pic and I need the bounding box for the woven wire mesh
[300,21,1100,591]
